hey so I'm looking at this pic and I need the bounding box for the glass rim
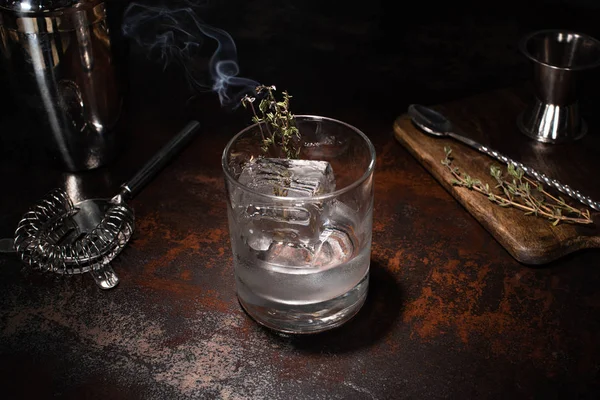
[221,114,376,202]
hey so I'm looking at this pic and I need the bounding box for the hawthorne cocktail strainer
[7,121,200,289]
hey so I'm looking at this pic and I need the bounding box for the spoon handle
[121,120,201,199]
[447,131,600,212]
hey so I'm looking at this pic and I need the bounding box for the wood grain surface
[393,87,600,265]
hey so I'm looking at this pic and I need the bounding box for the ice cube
[238,158,335,197]
[240,201,322,249]
[245,227,272,252]
[310,224,354,268]
[242,204,313,251]
[253,200,357,268]
[234,158,336,248]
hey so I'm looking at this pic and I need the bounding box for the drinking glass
[222,115,375,334]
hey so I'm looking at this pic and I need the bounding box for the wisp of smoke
[122,2,260,107]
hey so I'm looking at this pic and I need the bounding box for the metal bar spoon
[408,104,600,212]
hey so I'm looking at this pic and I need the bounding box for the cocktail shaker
[0,0,124,171]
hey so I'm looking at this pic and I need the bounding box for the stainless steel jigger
[517,30,600,143]
[518,29,600,143]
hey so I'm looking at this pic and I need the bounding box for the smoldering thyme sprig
[441,146,593,226]
[241,85,301,159]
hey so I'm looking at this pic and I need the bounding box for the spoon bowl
[408,104,453,136]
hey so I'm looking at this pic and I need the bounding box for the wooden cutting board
[393,86,600,265]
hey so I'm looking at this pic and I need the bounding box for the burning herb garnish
[241,85,301,159]
[441,146,593,226]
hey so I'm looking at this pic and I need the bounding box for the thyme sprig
[441,147,593,226]
[241,85,301,159]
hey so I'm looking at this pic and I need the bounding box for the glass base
[237,273,369,334]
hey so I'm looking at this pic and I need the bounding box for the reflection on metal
[518,99,585,144]
[518,29,600,144]
[64,173,84,203]
[0,0,123,171]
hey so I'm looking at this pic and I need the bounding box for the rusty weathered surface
[1,88,600,398]
[2,5,600,397]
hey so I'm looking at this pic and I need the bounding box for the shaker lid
[0,0,83,13]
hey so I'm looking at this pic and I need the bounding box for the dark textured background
[3,0,600,145]
[2,1,600,399]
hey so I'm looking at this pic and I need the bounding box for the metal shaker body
[0,0,123,171]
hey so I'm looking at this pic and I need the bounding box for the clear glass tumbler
[222,115,375,334]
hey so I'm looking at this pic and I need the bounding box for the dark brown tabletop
[1,1,600,399]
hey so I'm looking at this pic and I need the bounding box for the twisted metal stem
[449,132,600,212]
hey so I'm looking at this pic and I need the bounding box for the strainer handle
[91,264,120,290]
[121,120,201,199]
